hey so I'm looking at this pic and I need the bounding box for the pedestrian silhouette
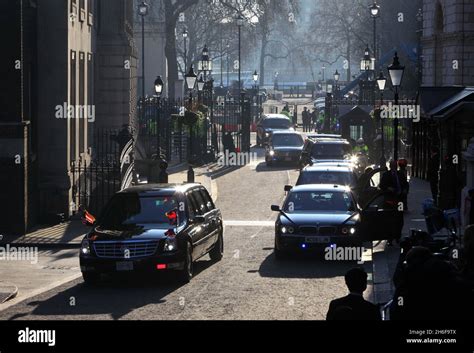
[326,268,381,320]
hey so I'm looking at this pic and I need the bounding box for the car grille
[318,226,337,235]
[298,226,336,236]
[93,240,159,259]
[299,226,318,235]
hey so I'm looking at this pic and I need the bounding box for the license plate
[116,262,134,271]
[305,237,330,244]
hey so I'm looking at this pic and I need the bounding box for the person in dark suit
[379,159,408,245]
[427,146,440,204]
[326,268,381,320]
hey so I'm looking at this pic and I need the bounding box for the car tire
[82,272,100,285]
[178,241,193,284]
[209,231,224,262]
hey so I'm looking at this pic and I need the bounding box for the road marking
[0,272,82,312]
[224,220,274,227]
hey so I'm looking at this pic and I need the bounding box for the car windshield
[311,143,352,159]
[284,191,354,212]
[262,118,291,129]
[97,194,182,230]
[297,171,356,186]
[272,134,303,147]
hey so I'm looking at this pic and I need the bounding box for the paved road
[0,147,375,320]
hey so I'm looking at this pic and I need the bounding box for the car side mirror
[284,185,293,192]
[82,210,96,227]
[193,215,206,224]
[271,205,280,212]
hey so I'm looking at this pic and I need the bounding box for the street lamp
[185,65,197,102]
[198,45,212,79]
[370,1,380,63]
[360,45,375,73]
[182,29,188,74]
[376,71,387,166]
[138,1,149,101]
[387,52,405,161]
[236,14,246,151]
[154,76,164,97]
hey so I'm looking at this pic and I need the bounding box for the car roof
[272,130,301,136]
[119,183,203,196]
[290,184,351,193]
[310,139,350,145]
[306,134,342,139]
[263,114,291,120]
[302,165,353,172]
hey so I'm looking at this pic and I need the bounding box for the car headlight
[269,150,275,156]
[164,237,178,252]
[280,226,295,234]
[341,227,356,235]
[265,132,270,137]
[80,239,90,255]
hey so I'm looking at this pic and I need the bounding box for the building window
[87,0,93,26]
[79,0,86,22]
[70,50,77,163]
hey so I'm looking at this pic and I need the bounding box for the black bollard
[158,159,168,183]
[187,166,195,183]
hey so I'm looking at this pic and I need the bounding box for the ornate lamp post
[387,52,405,161]
[376,71,387,166]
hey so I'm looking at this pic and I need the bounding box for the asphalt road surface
[0,147,374,320]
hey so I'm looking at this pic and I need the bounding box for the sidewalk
[0,163,217,249]
[372,177,432,305]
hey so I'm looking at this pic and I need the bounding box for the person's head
[304,107,308,111]
[404,246,432,270]
[344,267,368,294]
[389,159,397,171]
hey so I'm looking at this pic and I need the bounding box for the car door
[191,188,212,258]
[185,191,206,259]
[354,168,385,207]
[358,192,401,241]
[198,188,221,252]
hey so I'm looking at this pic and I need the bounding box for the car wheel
[82,272,100,285]
[178,241,193,283]
[209,231,224,262]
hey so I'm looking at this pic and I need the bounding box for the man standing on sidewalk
[380,160,408,245]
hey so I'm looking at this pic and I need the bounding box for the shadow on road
[255,162,299,173]
[8,259,216,320]
[258,251,372,279]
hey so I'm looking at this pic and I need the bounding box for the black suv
[79,183,223,284]
[256,114,294,146]
[299,137,352,168]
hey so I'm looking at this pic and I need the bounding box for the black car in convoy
[79,184,224,284]
[296,165,358,188]
[271,184,397,258]
[265,131,304,166]
[299,137,352,168]
[256,114,294,146]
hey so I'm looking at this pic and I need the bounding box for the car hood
[89,225,179,241]
[278,212,358,226]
